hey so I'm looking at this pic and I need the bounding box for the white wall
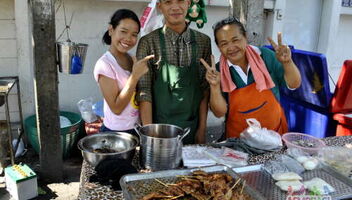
[328,14,352,89]
[282,0,322,51]
[0,0,20,122]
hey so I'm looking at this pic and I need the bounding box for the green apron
[152,29,202,144]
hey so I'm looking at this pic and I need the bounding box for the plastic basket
[282,132,326,155]
[24,111,82,158]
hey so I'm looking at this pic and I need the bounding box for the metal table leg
[4,94,15,165]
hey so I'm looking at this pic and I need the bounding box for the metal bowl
[78,132,138,167]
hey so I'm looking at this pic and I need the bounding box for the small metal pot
[134,124,190,171]
[78,132,138,167]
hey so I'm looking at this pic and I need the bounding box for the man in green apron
[136,0,212,144]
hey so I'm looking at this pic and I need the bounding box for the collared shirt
[217,46,288,101]
[227,45,261,84]
[136,25,212,102]
[227,45,296,93]
[228,61,250,84]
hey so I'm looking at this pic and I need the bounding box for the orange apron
[226,83,288,138]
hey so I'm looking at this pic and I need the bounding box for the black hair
[102,9,141,45]
[212,17,247,45]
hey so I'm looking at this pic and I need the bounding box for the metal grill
[237,165,352,200]
[120,165,266,200]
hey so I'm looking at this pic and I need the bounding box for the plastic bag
[140,0,164,37]
[287,148,320,170]
[263,155,305,176]
[204,147,248,167]
[277,155,305,175]
[318,146,352,177]
[12,139,25,158]
[263,160,290,175]
[77,97,97,123]
[92,100,104,118]
[60,116,72,128]
[287,148,310,160]
[240,118,283,150]
[182,146,217,168]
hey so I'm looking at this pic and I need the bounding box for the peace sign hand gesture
[268,32,292,64]
[200,55,220,87]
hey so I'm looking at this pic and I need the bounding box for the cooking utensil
[78,132,138,167]
[134,124,190,171]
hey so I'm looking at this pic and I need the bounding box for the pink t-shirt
[93,51,139,131]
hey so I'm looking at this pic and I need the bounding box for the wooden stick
[225,178,242,198]
[154,178,169,188]
[168,195,183,199]
[231,178,242,190]
[176,175,194,178]
[240,180,246,194]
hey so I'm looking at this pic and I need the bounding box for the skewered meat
[160,185,185,196]
[141,192,171,200]
[140,170,253,200]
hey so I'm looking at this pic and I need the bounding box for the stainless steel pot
[77,132,138,167]
[134,124,190,171]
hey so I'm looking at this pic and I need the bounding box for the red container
[333,114,352,136]
[331,60,352,136]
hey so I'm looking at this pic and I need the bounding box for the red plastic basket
[282,132,326,155]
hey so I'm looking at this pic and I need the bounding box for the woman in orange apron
[200,17,301,138]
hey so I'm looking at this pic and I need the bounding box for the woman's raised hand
[200,55,220,87]
[131,55,154,80]
[268,32,292,64]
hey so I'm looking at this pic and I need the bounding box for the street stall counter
[78,136,352,200]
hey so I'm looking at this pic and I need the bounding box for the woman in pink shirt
[94,9,154,136]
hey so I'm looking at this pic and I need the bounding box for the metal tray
[233,164,352,200]
[120,165,266,200]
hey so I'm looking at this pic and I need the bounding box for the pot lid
[331,60,352,113]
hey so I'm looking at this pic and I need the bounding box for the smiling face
[158,0,190,29]
[216,24,248,66]
[109,18,139,55]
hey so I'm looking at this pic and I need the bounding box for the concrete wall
[0,0,20,122]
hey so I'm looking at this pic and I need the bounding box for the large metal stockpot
[77,132,138,167]
[135,124,190,171]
